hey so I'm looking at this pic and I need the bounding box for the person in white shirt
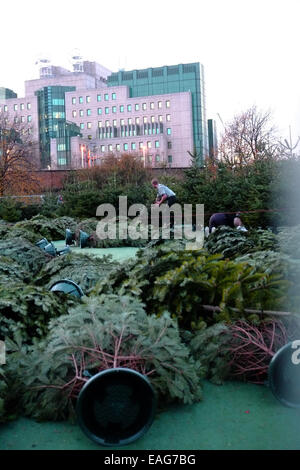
[151,179,176,207]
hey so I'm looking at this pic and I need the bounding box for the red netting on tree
[226,319,288,384]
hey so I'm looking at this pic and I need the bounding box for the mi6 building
[0,57,210,169]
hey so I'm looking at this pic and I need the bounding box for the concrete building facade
[0,58,214,169]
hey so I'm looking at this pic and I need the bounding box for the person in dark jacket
[208,212,247,233]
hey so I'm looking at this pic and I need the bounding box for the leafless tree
[278,127,300,159]
[0,112,40,196]
[218,106,280,167]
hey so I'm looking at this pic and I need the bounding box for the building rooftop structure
[0,58,217,170]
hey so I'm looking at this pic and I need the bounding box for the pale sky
[1,0,299,143]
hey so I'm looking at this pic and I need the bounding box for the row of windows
[53,112,65,119]
[13,115,32,123]
[109,141,161,151]
[89,146,173,164]
[72,109,171,122]
[71,97,170,111]
[52,99,65,106]
[87,141,172,160]
[72,93,116,105]
[82,119,169,128]
[80,121,171,134]
[0,103,32,112]
[98,125,165,138]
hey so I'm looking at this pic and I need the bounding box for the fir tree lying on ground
[7,295,203,422]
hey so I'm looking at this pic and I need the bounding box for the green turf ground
[1,243,299,451]
[1,380,300,450]
[53,240,140,262]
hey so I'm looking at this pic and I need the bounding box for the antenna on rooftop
[35,57,53,78]
[71,48,84,73]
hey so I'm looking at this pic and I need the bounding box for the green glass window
[97,94,101,101]
[27,115,32,122]
[135,104,139,111]
[131,142,136,150]
[80,123,84,129]
[52,98,64,105]
[79,97,83,103]
[120,105,124,112]
[155,141,159,148]
[168,155,172,163]
[124,143,128,151]
[98,108,102,115]
[112,93,116,100]
[87,109,91,116]
[104,94,109,101]
[127,104,132,112]
[105,107,109,114]
[112,106,117,113]
[167,128,171,135]
[72,97,76,104]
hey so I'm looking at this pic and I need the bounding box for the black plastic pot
[35,238,49,250]
[57,246,71,256]
[268,340,300,408]
[49,279,84,298]
[65,229,75,246]
[44,242,57,257]
[79,230,90,248]
[76,367,156,446]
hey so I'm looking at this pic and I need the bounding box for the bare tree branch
[0,112,40,196]
[218,106,280,167]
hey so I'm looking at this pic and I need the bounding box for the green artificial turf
[1,380,300,450]
[53,240,140,262]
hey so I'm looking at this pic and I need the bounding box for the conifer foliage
[13,295,202,421]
